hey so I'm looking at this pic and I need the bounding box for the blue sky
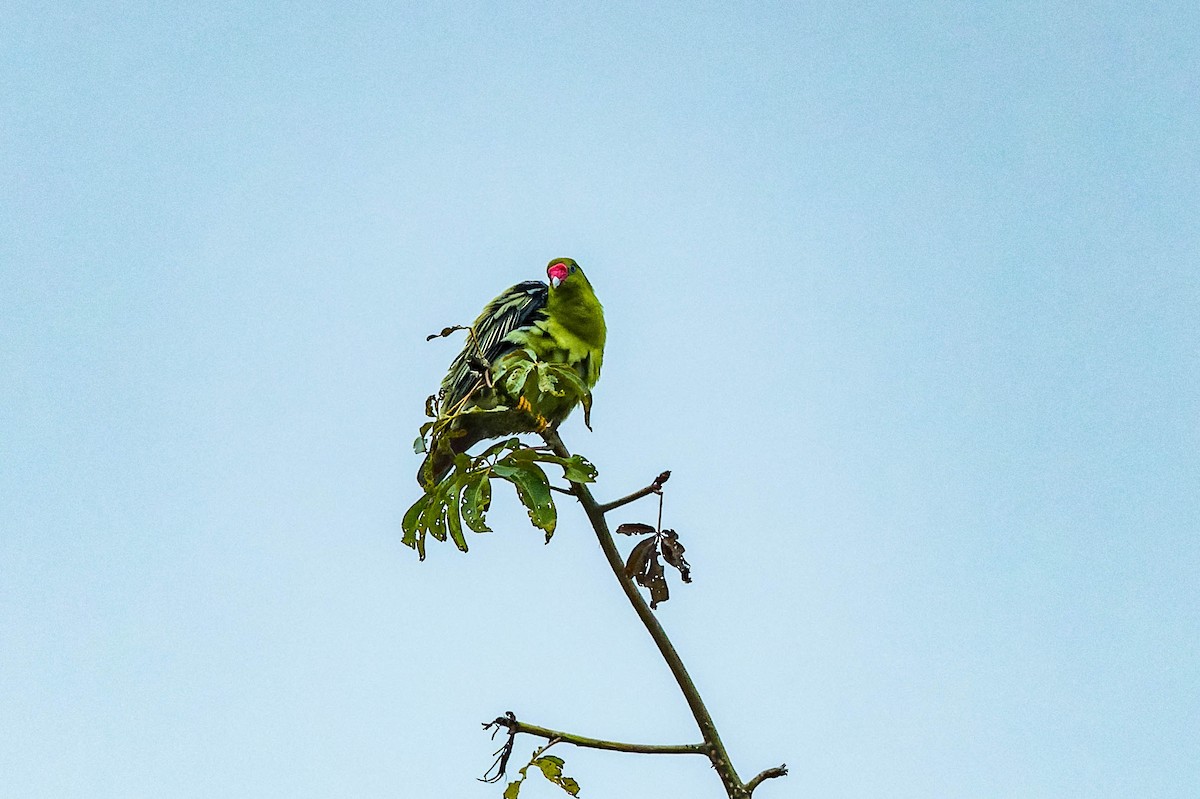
[2,2,1197,797]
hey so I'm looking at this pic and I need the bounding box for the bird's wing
[440,280,548,412]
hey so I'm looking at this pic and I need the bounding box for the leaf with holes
[401,492,432,559]
[461,472,492,533]
[446,481,467,552]
[624,536,658,580]
[420,487,449,543]
[625,536,670,608]
[639,548,670,609]
[510,449,597,485]
[660,529,691,583]
[497,349,537,400]
[532,755,580,796]
[558,454,597,484]
[493,460,556,537]
[536,363,566,397]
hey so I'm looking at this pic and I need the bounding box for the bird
[418,258,605,486]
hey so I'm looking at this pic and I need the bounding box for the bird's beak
[547,262,569,288]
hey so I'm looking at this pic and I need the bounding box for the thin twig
[746,764,789,793]
[484,714,705,757]
[597,470,672,514]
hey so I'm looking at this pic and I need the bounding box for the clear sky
[2,2,1197,797]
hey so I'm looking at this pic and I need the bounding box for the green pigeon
[419,258,605,485]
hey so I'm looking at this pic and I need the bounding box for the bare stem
[746,764,789,793]
[541,430,749,798]
[486,715,705,756]
[597,470,671,514]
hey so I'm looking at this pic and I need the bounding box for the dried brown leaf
[624,536,658,580]
[659,529,691,583]
[615,522,656,536]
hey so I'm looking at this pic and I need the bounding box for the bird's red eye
[548,262,569,282]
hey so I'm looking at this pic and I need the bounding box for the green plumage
[419,258,605,485]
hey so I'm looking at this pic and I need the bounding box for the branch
[597,470,672,514]
[483,714,705,756]
[746,764,789,793]
[540,430,750,798]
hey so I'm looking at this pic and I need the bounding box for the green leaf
[580,390,593,431]
[536,364,566,397]
[401,493,432,560]
[559,454,597,484]
[546,361,589,397]
[412,434,427,454]
[507,449,596,485]
[461,473,492,533]
[493,460,557,537]
[505,446,544,463]
[533,755,564,780]
[446,480,467,552]
[478,436,522,462]
[531,754,580,795]
[419,487,449,543]
[503,779,522,799]
[498,349,537,398]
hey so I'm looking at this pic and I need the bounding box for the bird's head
[547,258,582,289]
[544,256,605,355]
